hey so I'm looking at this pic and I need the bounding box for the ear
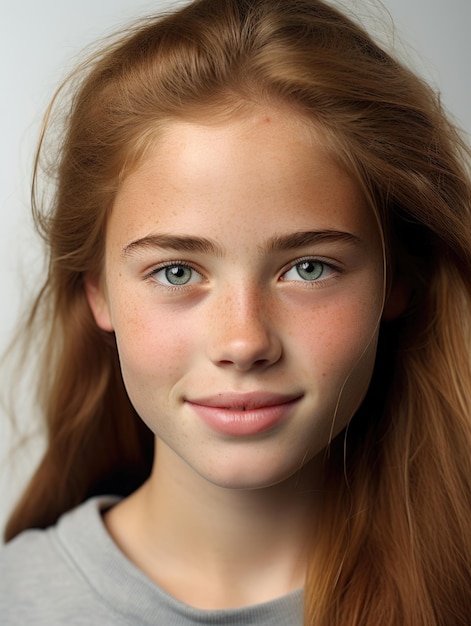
[84,274,114,332]
[382,277,411,321]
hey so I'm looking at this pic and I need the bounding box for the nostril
[216,357,275,371]
[209,322,283,371]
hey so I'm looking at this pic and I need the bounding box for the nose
[207,287,282,372]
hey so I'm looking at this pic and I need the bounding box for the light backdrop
[1,0,470,537]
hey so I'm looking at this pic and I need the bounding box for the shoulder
[0,496,125,625]
[0,495,304,625]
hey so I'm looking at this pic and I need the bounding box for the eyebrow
[122,234,224,257]
[122,230,361,257]
[263,230,361,253]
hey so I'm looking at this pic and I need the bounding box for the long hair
[4,0,471,623]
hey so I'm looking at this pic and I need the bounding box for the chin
[194,455,316,492]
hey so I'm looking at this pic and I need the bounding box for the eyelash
[280,256,340,286]
[145,261,205,291]
[144,256,341,290]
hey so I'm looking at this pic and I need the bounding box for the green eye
[283,259,332,283]
[164,265,193,285]
[281,259,335,283]
[295,260,324,281]
[150,263,202,287]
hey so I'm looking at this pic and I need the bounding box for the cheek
[295,293,379,360]
[291,291,381,413]
[113,302,198,389]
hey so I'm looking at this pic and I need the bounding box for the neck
[105,441,322,609]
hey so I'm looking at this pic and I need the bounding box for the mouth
[186,391,303,436]
[188,391,303,411]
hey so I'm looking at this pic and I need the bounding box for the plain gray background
[1,0,470,537]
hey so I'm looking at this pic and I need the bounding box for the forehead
[108,107,379,249]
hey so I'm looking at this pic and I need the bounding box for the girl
[1,0,471,623]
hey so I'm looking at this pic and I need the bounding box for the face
[87,107,385,491]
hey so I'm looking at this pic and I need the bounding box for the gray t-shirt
[0,497,303,625]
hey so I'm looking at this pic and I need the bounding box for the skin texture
[86,107,387,608]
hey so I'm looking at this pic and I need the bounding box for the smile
[186,392,303,436]
[189,391,302,410]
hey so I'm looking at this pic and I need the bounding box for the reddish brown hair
[5,1,471,623]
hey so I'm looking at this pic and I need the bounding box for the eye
[281,259,333,282]
[150,263,203,286]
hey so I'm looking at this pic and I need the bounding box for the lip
[186,392,303,436]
